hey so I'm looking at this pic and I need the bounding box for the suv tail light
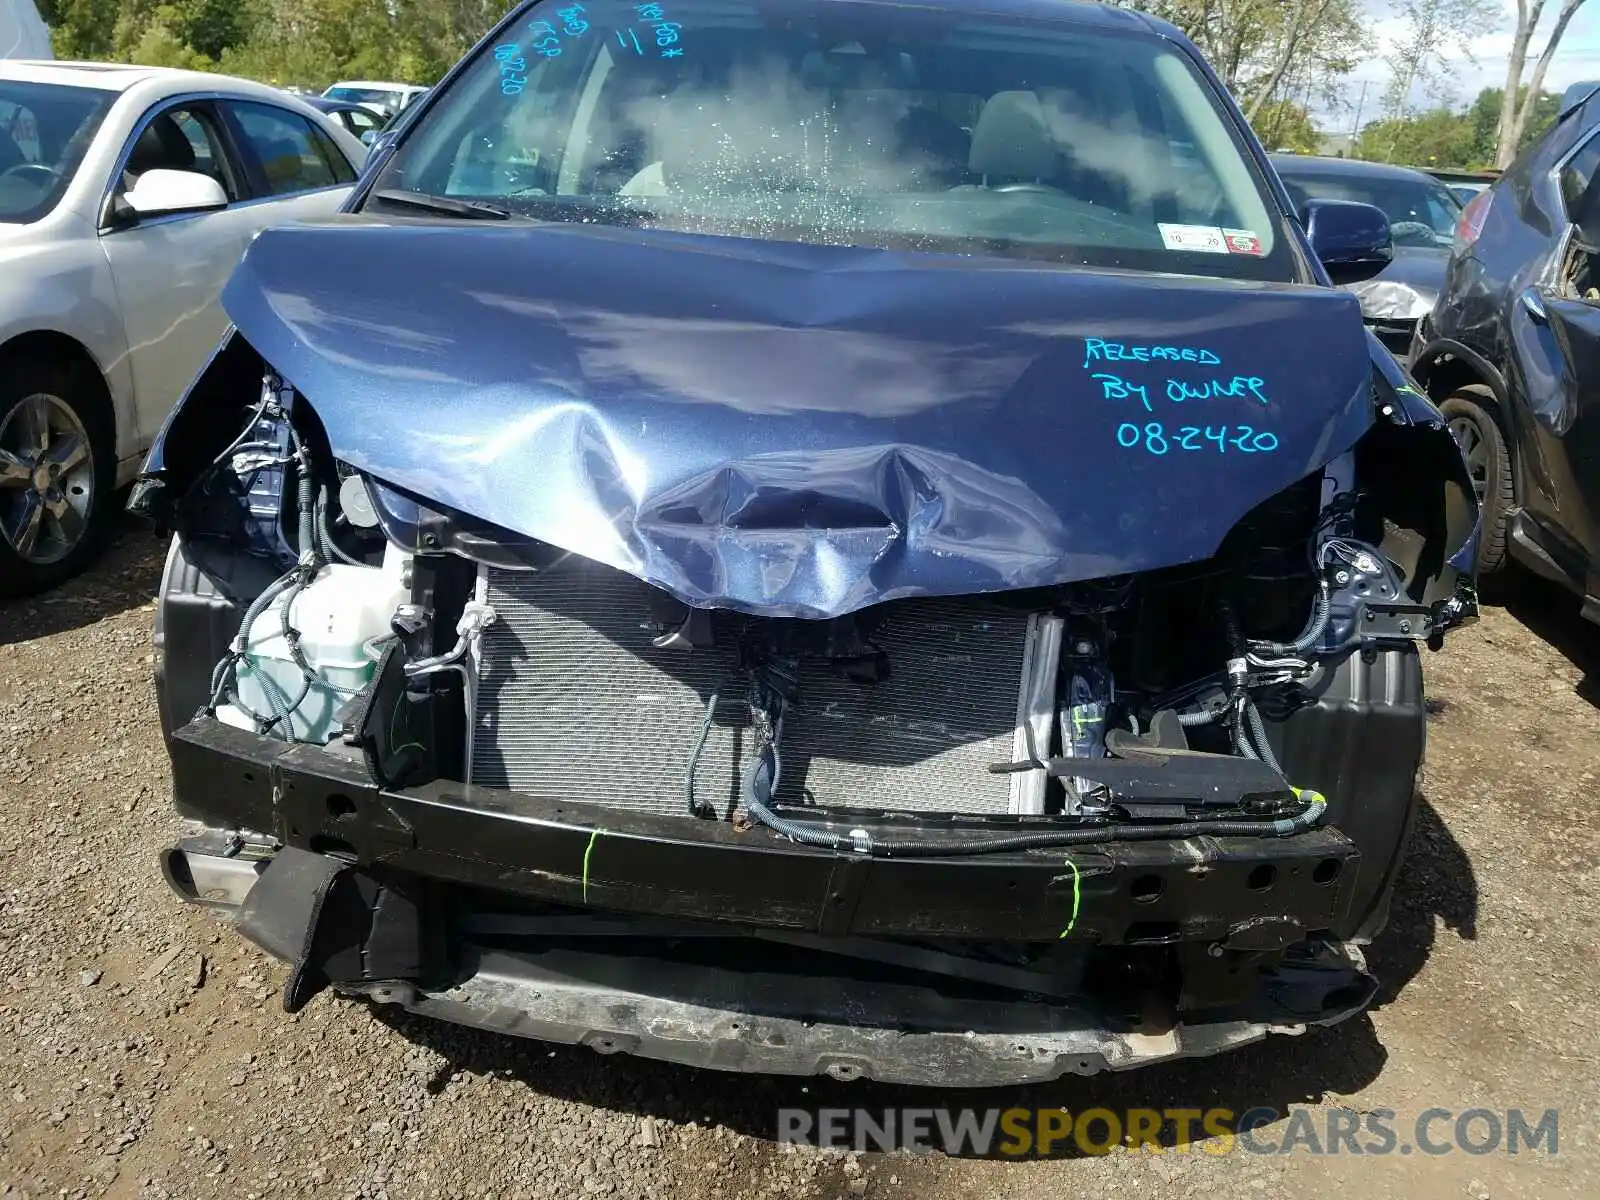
[1455,189,1493,249]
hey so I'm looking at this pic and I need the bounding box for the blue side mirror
[1302,198,1393,285]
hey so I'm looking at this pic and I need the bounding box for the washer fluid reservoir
[219,544,408,743]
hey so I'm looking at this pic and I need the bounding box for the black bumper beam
[169,718,1358,945]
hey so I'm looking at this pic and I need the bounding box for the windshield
[0,81,113,224]
[372,0,1294,280]
[1276,164,1463,250]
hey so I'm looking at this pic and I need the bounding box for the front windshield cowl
[369,0,1298,283]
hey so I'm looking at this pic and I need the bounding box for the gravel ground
[2,521,1597,1199]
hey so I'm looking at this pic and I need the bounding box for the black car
[304,96,387,142]
[136,0,1478,1085]
[1273,155,1463,353]
[1410,86,1600,624]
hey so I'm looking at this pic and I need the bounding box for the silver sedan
[0,59,365,596]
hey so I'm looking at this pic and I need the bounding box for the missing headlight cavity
[143,364,422,758]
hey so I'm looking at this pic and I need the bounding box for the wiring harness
[732,673,1327,858]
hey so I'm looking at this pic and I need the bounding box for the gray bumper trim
[338,944,1373,1088]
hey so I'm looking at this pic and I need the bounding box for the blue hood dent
[221,219,1376,618]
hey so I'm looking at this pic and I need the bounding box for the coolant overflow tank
[220,545,410,743]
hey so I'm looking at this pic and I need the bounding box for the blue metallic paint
[185,216,1385,618]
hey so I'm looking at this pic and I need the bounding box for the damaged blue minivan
[134,0,1479,1085]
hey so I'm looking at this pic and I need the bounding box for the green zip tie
[1059,858,1082,939]
[582,829,601,903]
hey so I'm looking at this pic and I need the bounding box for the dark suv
[1411,83,1600,622]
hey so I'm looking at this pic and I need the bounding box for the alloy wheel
[1446,414,1491,502]
[0,393,96,565]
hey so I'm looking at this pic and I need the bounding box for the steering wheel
[1389,219,1442,249]
[0,162,59,186]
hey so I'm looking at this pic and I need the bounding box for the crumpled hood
[1349,245,1450,321]
[217,217,1378,618]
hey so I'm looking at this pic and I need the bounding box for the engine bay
[147,366,1478,861]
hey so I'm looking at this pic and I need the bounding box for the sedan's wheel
[0,359,115,598]
[1439,385,1513,576]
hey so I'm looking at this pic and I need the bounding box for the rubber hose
[1251,581,1331,657]
[280,573,317,681]
[289,431,316,564]
[683,689,722,817]
[205,570,298,714]
[316,486,364,566]
[740,741,843,850]
[1273,787,1327,835]
[235,671,294,737]
[1219,598,1246,658]
[1245,698,1284,774]
[1235,721,1260,760]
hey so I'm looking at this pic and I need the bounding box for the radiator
[471,558,1036,818]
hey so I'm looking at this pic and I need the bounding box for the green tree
[180,0,250,62]
[130,16,214,71]
[217,0,399,88]
[1356,107,1476,167]
[394,0,515,83]
[1251,99,1321,153]
[1348,86,1560,170]
[1468,86,1560,161]
[1381,0,1500,126]
[36,0,119,59]
[43,0,507,86]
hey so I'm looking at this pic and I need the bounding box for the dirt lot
[1,521,1597,1200]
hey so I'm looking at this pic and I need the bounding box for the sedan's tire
[1439,386,1514,577]
[0,357,117,599]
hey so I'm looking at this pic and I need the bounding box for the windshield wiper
[371,188,511,221]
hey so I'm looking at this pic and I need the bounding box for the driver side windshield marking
[560,5,592,36]
[634,4,686,57]
[501,5,603,92]
[496,44,531,95]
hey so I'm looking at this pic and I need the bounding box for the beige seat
[960,90,1062,189]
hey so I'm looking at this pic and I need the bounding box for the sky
[1314,0,1600,129]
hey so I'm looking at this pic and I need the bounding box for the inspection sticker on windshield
[1158,223,1228,254]
[1223,228,1264,256]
